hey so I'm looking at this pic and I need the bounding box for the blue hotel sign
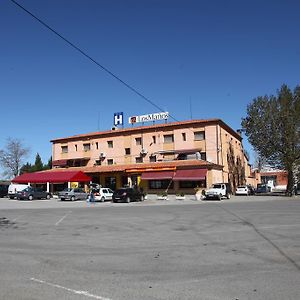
[113,112,124,126]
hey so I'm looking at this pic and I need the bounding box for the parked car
[235,185,250,196]
[205,183,232,200]
[112,188,144,203]
[8,184,30,199]
[16,187,51,200]
[0,184,9,198]
[59,188,88,201]
[256,184,271,194]
[93,187,114,202]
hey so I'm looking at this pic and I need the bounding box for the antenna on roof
[97,111,100,131]
[189,97,193,120]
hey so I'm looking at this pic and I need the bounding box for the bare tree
[0,138,30,178]
[253,151,267,172]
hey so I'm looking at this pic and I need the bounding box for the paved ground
[0,195,299,300]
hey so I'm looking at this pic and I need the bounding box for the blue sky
[1,0,299,170]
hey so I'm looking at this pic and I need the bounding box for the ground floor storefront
[83,160,224,195]
[12,160,226,195]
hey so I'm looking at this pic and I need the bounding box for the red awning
[141,171,174,180]
[52,159,68,167]
[173,169,207,181]
[12,171,91,184]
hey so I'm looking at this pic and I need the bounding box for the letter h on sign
[114,112,123,126]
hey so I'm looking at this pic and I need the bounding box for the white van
[8,184,30,199]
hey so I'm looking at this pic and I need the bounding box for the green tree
[20,155,52,174]
[44,156,52,170]
[242,84,300,195]
[32,153,44,172]
[20,162,33,175]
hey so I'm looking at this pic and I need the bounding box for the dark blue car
[256,184,271,194]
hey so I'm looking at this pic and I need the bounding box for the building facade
[51,119,252,194]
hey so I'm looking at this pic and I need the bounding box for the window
[107,159,114,165]
[125,148,131,155]
[164,134,174,144]
[105,176,116,190]
[200,152,206,160]
[107,141,113,148]
[182,133,186,141]
[152,136,156,144]
[135,137,142,146]
[149,155,156,162]
[83,143,91,152]
[75,144,77,151]
[61,146,68,153]
[194,131,205,141]
[179,181,206,188]
[96,142,99,150]
[149,180,174,189]
[135,157,143,163]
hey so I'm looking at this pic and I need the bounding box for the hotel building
[49,118,253,194]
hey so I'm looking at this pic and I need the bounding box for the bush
[158,191,168,197]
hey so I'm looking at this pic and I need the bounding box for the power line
[11,0,229,151]
[9,0,180,122]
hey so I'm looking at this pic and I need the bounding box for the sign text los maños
[129,112,169,124]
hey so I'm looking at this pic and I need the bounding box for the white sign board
[129,112,169,124]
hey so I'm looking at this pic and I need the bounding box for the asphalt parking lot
[0,195,299,300]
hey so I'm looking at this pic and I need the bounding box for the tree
[0,138,30,178]
[20,162,33,175]
[253,150,267,172]
[32,153,44,172]
[20,155,52,174]
[242,84,300,195]
[44,156,52,170]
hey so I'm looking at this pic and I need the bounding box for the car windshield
[212,184,221,189]
[238,186,246,188]
[62,188,72,192]
[257,184,266,188]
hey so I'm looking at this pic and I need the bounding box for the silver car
[59,188,88,201]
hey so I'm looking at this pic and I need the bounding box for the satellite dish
[99,152,106,159]
[140,149,148,155]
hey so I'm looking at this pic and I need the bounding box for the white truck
[8,184,30,199]
[205,183,231,200]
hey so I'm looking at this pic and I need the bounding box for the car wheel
[46,194,51,199]
[28,195,33,201]
[71,196,75,201]
[126,197,130,203]
[101,196,105,202]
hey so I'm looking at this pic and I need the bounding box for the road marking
[30,278,112,300]
[55,211,72,226]
[259,223,300,229]
[12,215,24,222]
